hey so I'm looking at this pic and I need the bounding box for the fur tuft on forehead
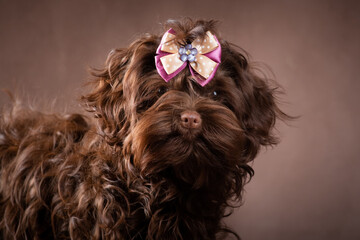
[163,18,220,43]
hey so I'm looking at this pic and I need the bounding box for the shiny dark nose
[180,111,202,129]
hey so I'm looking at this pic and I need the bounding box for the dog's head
[83,19,285,210]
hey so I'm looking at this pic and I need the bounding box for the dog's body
[0,19,287,239]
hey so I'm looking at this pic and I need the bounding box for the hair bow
[155,28,221,87]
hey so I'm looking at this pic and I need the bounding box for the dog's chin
[127,100,245,189]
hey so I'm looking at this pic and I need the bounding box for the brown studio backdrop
[0,0,359,239]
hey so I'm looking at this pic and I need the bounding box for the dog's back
[0,105,89,239]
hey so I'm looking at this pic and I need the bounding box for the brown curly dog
[0,19,289,239]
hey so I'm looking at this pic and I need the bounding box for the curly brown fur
[0,19,290,240]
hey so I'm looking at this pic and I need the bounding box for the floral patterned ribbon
[155,28,221,87]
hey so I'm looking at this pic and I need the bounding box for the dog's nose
[180,111,202,129]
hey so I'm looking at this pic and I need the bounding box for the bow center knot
[179,44,198,62]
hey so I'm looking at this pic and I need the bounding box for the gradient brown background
[1,0,359,239]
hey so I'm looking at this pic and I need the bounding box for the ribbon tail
[189,62,219,87]
[155,54,187,82]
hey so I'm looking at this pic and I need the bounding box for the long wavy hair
[0,18,290,239]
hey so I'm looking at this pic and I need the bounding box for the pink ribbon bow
[155,28,221,87]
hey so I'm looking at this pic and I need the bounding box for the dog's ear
[221,42,289,162]
[82,36,159,146]
[81,48,130,146]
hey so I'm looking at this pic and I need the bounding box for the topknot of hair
[163,18,220,44]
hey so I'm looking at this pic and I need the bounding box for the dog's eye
[211,91,220,98]
[137,99,156,113]
[158,86,168,96]
[207,90,220,100]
